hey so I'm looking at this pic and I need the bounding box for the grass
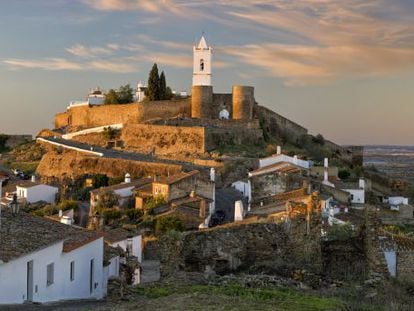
[125,283,344,311]
[4,161,40,174]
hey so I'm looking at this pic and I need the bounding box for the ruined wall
[36,150,182,180]
[254,105,308,141]
[153,219,321,277]
[397,250,414,281]
[232,85,254,120]
[191,86,213,118]
[54,99,191,130]
[213,93,233,118]
[121,123,206,155]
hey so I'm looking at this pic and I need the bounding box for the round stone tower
[191,85,213,118]
[232,85,254,120]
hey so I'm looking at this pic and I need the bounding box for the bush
[95,190,120,211]
[126,208,144,221]
[338,170,351,180]
[312,134,325,145]
[58,199,79,211]
[155,215,185,233]
[326,223,355,241]
[144,195,166,214]
[102,208,122,221]
[92,174,109,188]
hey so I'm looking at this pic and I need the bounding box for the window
[200,59,204,71]
[70,261,75,281]
[46,263,54,286]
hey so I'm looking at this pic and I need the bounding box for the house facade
[0,209,106,305]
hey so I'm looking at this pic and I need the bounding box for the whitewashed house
[0,209,107,304]
[104,228,142,263]
[15,179,58,204]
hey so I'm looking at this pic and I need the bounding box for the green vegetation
[325,223,355,241]
[57,199,79,211]
[155,215,185,233]
[104,84,134,105]
[144,195,166,214]
[0,134,9,153]
[102,126,119,140]
[92,174,109,188]
[146,63,173,101]
[338,169,351,180]
[95,190,120,212]
[127,283,344,311]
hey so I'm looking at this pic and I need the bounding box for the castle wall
[212,93,233,118]
[254,105,308,141]
[397,250,414,281]
[232,86,254,120]
[54,99,191,131]
[121,123,206,155]
[36,150,182,180]
[204,127,263,150]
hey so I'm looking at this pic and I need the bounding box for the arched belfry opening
[200,59,204,71]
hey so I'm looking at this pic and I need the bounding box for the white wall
[343,188,365,204]
[0,237,105,304]
[388,196,409,206]
[259,154,310,169]
[231,181,250,199]
[17,184,58,204]
[110,235,142,262]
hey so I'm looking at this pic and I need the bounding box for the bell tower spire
[192,34,212,86]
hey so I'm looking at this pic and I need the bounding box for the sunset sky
[0,0,413,145]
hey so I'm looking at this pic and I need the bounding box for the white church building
[192,35,212,86]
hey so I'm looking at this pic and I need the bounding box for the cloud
[66,44,119,58]
[81,0,195,16]
[2,57,138,73]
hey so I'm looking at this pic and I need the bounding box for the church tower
[192,35,212,86]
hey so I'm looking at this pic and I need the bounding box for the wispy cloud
[66,43,119,58]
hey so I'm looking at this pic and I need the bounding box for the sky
[0,0,413,145]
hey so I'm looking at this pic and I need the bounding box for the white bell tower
[192,35,212,86]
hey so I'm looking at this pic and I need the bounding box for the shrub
[155,215,185,233]
[95,190,120,211]
[58,199,79,211]
[126,208,144,221]
[326,223,355,241]
[102,208,122,221]
[338,170,351,180]
[144,195,166,214]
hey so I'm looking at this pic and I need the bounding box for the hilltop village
[1,36,414,309]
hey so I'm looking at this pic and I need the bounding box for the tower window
[200,59,204,71]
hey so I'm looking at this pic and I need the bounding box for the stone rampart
[54,99,191,130]
[397,250,414,281]
[36,150,182,180]
[121,123,206,155]
[254,105,308,141]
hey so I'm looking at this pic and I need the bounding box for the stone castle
[53,36,307,158]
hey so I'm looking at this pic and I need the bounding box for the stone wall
[254,105,308,141]
[121,123,206,155]
[54,99,191,130]
[204,127,264,150]
[152,219,322,277]
[36,150,182,180]
[397,250,414,281]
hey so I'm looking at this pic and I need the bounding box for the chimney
[59,209,63,218]
[324,158,329,182]
[293,155,298,165]
[124,173,131,183]
[276,145,281,155]
[234,200,244,221]
[210,168,215,182]
[31,175,36,183]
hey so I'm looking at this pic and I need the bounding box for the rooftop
[0,208,102,263]
[103,227,139,244]
[153,170,199,185]
[91,178,152,195]
[249,162,302,177]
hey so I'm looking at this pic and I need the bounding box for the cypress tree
[159,71,167,100]
[147,63,160,101]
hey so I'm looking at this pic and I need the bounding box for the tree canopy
[104,84,134,105]
[146,64,173,101]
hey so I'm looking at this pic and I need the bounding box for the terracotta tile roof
[0,208,102,263]
[249,162,301,177]
[154,170,199,185]
[91,178,152,195]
